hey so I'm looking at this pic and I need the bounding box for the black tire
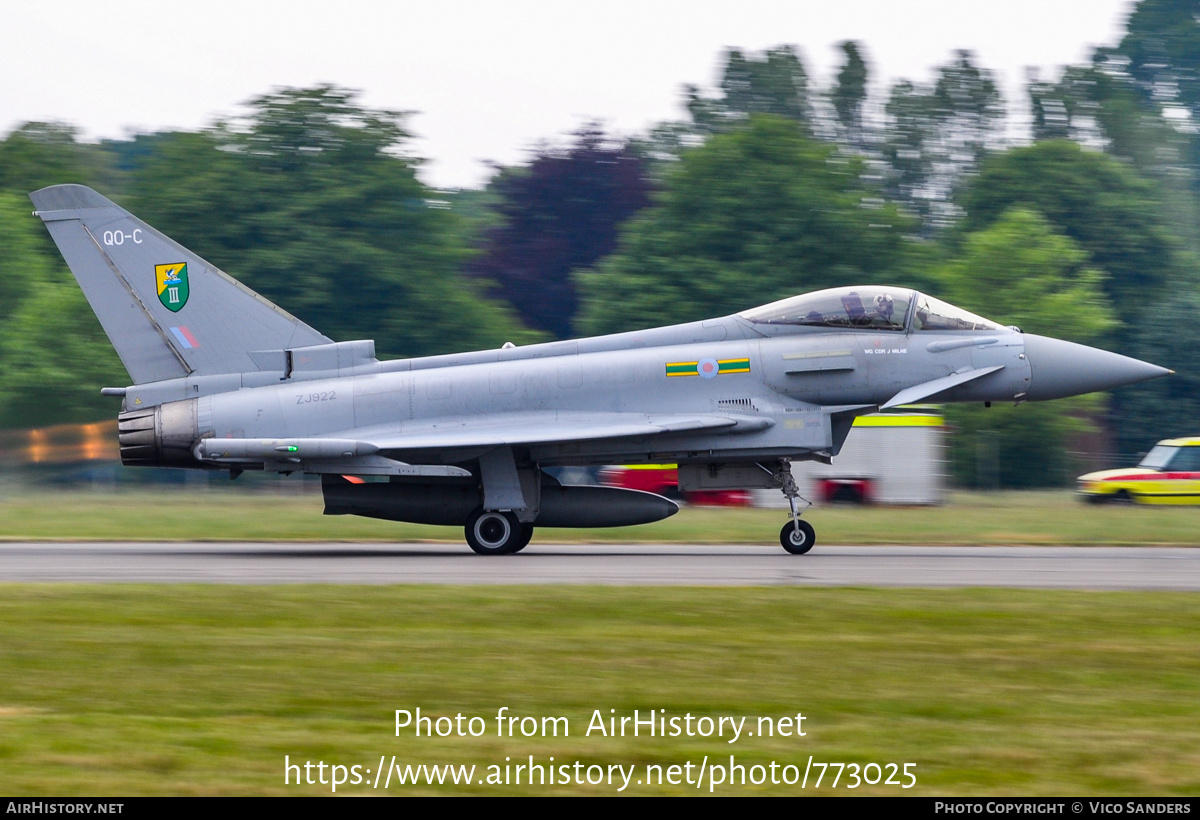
[465,509,524,555]
[510,523,534,554]
[780,520,816,554]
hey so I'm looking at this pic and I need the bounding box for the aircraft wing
[351,411,773,455]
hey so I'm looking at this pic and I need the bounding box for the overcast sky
[2,0,1134,189]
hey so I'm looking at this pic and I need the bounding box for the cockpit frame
[740,286,1003,334]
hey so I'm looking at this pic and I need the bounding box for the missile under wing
[29,185,1171,554]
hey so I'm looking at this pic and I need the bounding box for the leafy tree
[123,86,540,358]
[930,208,1119,488]
[1016,0,1200,457]
[0,122,109,195]
[881,51,1005,229]
[576,116,914,335]
[1026,57,1194,192]
[0,122,122,268]
[934,208,1117,343]
[1027,64,1118,145]
[1118,0,1200,118]
[467,128,653,338]
[1105,0,1200,246]
[882,81,938,218]
[0,127,128,428]
[957,141,1198,460]
[1113,289,1200,455]
[0,192,40,328]
[0,88,548,429]
[831,41,869,150]
[635,44,821,180]
[628,120,706,180]
[0,193,125,428]
[686,46,812,134]
[958,140,1184,328]
[0,278,129,429]
[1027,71,1074,142]
[932,51,1005,159]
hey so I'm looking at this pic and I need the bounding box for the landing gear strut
[775,458,815,554]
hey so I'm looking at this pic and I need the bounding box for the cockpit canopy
[740,286,1003,332]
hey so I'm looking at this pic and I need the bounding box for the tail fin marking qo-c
[29,184,331,385]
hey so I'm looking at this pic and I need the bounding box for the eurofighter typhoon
[30,185,1171,554]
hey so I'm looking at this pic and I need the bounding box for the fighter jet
[30,184,1171,554]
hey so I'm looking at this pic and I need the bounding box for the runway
[0,543,1198,588]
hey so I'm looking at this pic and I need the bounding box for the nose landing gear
[780,519,816,554]
[775,458,815,554]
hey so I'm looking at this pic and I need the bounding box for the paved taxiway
[0,543,1198,588]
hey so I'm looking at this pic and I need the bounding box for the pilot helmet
[873,292,894,319]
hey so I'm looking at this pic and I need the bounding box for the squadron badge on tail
[155,263,189,312]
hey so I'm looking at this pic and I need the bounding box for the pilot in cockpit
[873,293,895,324]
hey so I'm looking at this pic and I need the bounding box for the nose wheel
[774,457,815,555]
[780,520,816,554]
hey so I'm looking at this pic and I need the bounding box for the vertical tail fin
[29,184,331,384]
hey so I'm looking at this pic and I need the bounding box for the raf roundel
[697,358,720,379]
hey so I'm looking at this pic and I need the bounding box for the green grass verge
[0,585,1197,795]
[0,487,1197,544]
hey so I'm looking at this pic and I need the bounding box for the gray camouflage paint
[29,185,1170,548]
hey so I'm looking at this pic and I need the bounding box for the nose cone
[1024,334,1172,401]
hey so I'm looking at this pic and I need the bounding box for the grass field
[0,585,1197,795]
[0,486,1197,545]
[1,487,1196,795]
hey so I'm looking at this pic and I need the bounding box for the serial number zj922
[296,391,337,404]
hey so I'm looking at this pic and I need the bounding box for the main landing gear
[464,509,533,555]
[775,458,815,555]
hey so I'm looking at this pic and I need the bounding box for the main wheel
[780,520,816,554]
[510,523,534,553]
[465,509,524,555]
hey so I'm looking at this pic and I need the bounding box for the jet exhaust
[117,400,201,469]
